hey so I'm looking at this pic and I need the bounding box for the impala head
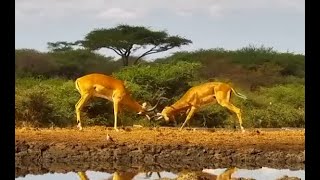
[136,102,148,115]
[137,97,169,118]
[160,106,173,121]
[151,106,174,122]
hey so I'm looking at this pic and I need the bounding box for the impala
[153,82,247,132]
[75,73,164,131]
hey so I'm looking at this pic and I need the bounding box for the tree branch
[125,44,133,57]
[133,46,157,65]
[107,47,124,56]
[133,45,175,64]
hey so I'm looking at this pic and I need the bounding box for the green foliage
[15,44,305,129]
[48,49,118,78]
[15,49,59,77]
[15,77,150,127]
[15,90,56,127]
[15,49,120,79]
[15,77,77,127]
[180,83,305,129]
[155,45,304,90]
[258,84,305,108]
[241,84,304,128]
[114,61,202,101]
[47,41,75,52]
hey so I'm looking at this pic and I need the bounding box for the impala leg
[180,106,196,130]
[75,93,91,131]
[112,97,121,132]
[157,172,161,178]
[218,101,245,132]
[77,172,89,180]
[145,172,152,178]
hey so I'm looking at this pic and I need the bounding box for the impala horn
[145,97,169,112]
[148,113,164,122]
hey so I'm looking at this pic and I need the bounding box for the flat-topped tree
[47,41,74,52]
[77,24,192,66]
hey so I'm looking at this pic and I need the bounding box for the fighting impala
[153,82,247,132]
[75,73,164,131]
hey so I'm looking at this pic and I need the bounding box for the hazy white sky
[15,0,305,60]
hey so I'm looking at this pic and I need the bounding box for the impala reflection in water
[15,167,304,180]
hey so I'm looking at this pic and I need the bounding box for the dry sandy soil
[15,126,305,177]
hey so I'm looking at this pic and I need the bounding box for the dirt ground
[15,126,305,177]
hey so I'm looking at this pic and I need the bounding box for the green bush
[171,83,305,129]
[14,45,305,129]
[48,49,119,78]
[15,90,56,127]
[14,76,305,128]
[15,49,121,79]
[15,49,59,77]
[114,61,202,101]
[242,84,305,128]
[15,77,152,127]
[15,77,78,127]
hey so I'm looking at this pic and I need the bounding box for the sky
[15,0,305,60]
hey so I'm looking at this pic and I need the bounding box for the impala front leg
[112,96,121,132]
[180,106,196,130]
[75,93,91,131]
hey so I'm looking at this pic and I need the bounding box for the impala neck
[121,94,143,112]
[168,101,190,114]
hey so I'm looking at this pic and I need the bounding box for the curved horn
[145,97,169,112]
[149,113,164,122]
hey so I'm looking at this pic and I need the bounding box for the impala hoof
[77,123,83,131]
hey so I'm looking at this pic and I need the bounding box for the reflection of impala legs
[145,172,161,178]
[77,172,89,180]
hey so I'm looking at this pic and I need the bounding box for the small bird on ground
[106,134,114,142]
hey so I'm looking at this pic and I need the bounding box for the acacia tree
[76,25,192,66]
[47,41,75,52]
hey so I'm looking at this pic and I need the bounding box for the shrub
[242,84,305,128]
[15,45,305,129]
[15,77,152,127]
[15,49,59,77]
[114,61,202,101]
[15,77,79,127]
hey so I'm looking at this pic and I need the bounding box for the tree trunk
[122,56,129,66]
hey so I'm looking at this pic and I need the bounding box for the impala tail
[75,79,80,92]
[231,88,247,100]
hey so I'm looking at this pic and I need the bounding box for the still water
[16,167,304,180]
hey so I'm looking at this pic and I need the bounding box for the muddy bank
[15,127,305,177]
